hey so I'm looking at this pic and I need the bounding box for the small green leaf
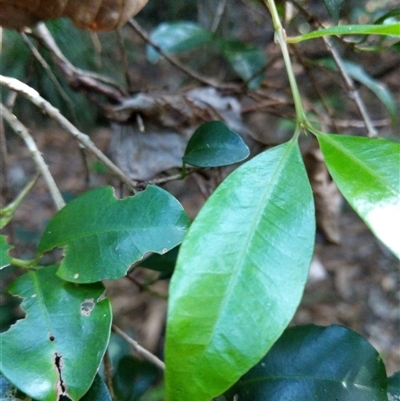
[140,246,180,279]
[388,371,400,398]
[318,59,398,123]
[81,374,111,401]
[165,141,315,401]
[316,134,400,259]
[226,325,388,401]
[147,22,213,63]
[322,0,344,22]
[113,355,158,401]
[183,121,250,167]
[38,186,190,283]
[218,39,267,90]
[0,266,112,401]
[287,23,400,43]
[0,236,13,270]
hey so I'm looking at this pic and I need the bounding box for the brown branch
[0,103,65,210]
[30,23,128,103]
[0,75,138,191]
[322,37,378,137]
[112,324,165,371]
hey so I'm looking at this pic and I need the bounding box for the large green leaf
[316,134,400,259]
[225,324,388,400]
[165,141,315,401]
[38,186,190,283]
[0,266,112,401]
[218,39,266,90]
[0,236,13,269]
[147,22,213,63]
[287,23,400,43]
[183,121,250,167]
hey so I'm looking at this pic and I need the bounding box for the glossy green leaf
[316,134,400,259]
[0,266,112,401]
[183,121,250,167]
[322,0,344,22]
[319,59,398,122]
[0,236,13,269]
[388,371,400,398]
[165,141,315,401]
[113,355,158,401]
[218,39,266,90]
[225,324,388,401]
[81,374,111,401]
[147,22,213,63]
[38,186,190,283]
[287,23,400,43]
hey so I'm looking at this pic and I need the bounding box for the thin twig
[20,31,78,126]
[112,324,166,371]
[103,350,117,401]
[0,75,138,191]
[125,274,168,300]
[0,103,65,210]
[322,37,378,137]
[127,19,237,91]
[30,23,128,103]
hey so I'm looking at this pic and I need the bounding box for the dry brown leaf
[0,0,148,30]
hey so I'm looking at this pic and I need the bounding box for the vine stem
[264,0,306,128]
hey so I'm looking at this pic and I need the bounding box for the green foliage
[287,23,400,43]
[0,266,112,401]
[166,141,315,400]
[38,186,190,283]
[225,324,388,400]
[183,121,250,167]
[316,134,400,258]
[388,372,400,398]
[113,356,159,401]
[322,0,345,22]
[1,1,398,400]
[147,21,267,89]
[0,236,13,269]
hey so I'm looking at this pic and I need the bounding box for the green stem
[11,257,41,270]
[265,0,306,127]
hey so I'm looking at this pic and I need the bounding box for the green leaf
[318,59,398,123]
[287,23,400,43]
[140,246,180,279]
[113,355,158,401]
[0,266,112,401]
[165,141,315,401]
[388,371,400,398]
[225,324,388,401]
[0,236,13,270]
[218,39,267,90]
[316,134,400,259]
[322,0,344,22]
[183,121,250,167]
[38,186,190,283]
[81,374,111,401]
[147,22,213,63]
